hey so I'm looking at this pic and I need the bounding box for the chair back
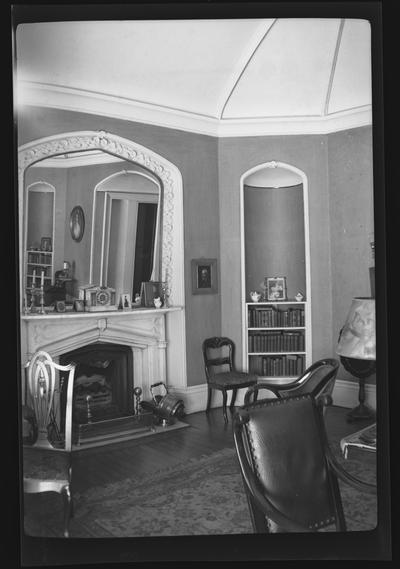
[202,337,234,381]
[25,351,76,451]
[244,358,339,405]
[233,393,345,532]
[281,358,339,398]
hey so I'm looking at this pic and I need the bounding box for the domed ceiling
[15,18,372,136]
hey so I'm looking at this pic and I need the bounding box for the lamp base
[347,402,375,423]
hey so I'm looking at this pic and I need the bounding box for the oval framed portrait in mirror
[69,205,85,242]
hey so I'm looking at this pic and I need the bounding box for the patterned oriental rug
[24,440,376,538]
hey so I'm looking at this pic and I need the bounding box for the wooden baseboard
[169,378,377,415]
[332,378,376,410]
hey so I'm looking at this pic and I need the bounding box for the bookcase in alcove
[240,162,312,382]
[245,300,311,380]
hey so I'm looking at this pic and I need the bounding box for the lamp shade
[337,297,375,360]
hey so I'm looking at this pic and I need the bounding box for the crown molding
[17,81,372,138]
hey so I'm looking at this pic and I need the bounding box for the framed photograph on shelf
[191,258,218,295]
[140,281,165,307]
[120,293,132,309]
[40,237,52,252]
[266,276,287,301]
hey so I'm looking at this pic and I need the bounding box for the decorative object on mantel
[295,291,304,302]
[78,284,116,312]
[55,300,66,313]
[249,291,261,302]
[336,297,376,422]
[140,281,165,307]
[191,258,218,295]
[266,276,287,301]
[73,300,85,312]
[69,205,85,242]
[119,293,132,310]
[154,297,162,308]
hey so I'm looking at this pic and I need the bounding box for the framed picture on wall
[69,205,85,242]
[191,258,218,295]
[266,276,287,301]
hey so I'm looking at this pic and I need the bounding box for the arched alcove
[240,160,312,375]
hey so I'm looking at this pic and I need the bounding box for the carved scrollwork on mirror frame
[18,130,181,304]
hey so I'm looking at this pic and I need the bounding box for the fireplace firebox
[60,342,153,447]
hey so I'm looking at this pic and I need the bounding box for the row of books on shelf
[248,306,305,328]
[27,265,52,277]
[248,331,305,352]
[249,354,304,377]
[27,252,52,264]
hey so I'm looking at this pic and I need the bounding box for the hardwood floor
[22,404,375,527]
[69,404,371,493]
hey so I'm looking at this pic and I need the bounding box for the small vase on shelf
[250,291,261,303]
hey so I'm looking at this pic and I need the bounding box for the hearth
[60,342,153,447]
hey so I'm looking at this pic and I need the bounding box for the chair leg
[62,485,72,538]
[206,386,212,413]
[230,388,237,409]
[222,390,228,423]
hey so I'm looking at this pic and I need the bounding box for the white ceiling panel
[328,19,372,114]
[16,19,271,118]
[15,18,373,135]
[222,19,341,118]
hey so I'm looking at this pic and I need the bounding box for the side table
[340,422,376,459]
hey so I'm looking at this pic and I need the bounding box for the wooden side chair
[233,392,375,533]
[202,336,258,423]
[22,350,76,537]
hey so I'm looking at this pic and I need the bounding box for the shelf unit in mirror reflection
[245,301,311,381]
[25,250,54,291]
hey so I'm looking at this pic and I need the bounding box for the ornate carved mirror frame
[18,130,185,310]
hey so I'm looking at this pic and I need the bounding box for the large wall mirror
[18,131,186,311]
[23,149,161,304]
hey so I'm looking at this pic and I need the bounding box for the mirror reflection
[23,149,161,310]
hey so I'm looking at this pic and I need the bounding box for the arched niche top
[18,130,185,307]
[244,164,302,188]
[241,160,305,186]
[240,158,312,311]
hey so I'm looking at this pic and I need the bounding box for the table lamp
[336,297,376,422]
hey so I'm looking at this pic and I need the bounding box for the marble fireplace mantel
[20,306,183,402]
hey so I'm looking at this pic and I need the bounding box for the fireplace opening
[59,343,153,447]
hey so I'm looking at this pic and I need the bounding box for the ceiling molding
[323,19,345,116]
[18,81,372,138]
[218,19,276,119]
